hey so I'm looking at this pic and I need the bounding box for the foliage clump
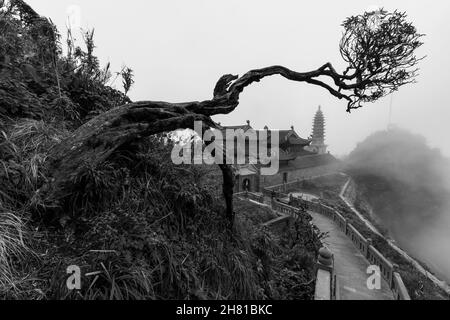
[0,0,131,124]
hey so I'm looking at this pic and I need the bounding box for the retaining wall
[262,214,292,233]
[233,191,265,204]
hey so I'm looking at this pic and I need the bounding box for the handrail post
[317,247,334,273]
[391,263,399,288]
[366,238,372,259]
[315,247,335,300]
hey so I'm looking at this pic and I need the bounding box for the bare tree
[37,10,424,227]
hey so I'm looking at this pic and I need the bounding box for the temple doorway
[242,178,251,192]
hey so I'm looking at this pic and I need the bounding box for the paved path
[309,211,394,300]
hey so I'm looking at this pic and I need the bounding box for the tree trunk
[219,164,235,227]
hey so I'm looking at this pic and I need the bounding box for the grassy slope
[1,134,321,299]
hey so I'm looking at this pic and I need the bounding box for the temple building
[227,106,340,193]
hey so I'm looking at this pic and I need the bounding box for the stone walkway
[309,211,394,300]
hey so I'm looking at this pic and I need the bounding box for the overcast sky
[28,0,450,157]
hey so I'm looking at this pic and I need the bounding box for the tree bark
[218,164,235,226]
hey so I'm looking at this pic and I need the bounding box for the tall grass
[0,119,69,208]
[0,211,32,293]
[0,119,67,298]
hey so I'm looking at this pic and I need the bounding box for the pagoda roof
[287,136,311,145]
[223,124,253,131]
[234,164,259,176]
[278,130,292,141]
[277,129,311,146]
[221,124,311,147]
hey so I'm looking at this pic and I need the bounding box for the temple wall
[260,163,341,189]
[260,172,284,187]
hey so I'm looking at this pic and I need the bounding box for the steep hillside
[0,1,320,299]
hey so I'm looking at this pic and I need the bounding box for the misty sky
[28,0,450,157]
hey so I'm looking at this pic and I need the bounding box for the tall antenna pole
[388,94,394,129]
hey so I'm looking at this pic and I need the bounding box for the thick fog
[347,127,450,282]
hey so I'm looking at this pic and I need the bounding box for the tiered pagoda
[308,106,328,155]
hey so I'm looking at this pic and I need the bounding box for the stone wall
[260,163,341,189]
[234,161,341,193]
[262,214,292,233]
